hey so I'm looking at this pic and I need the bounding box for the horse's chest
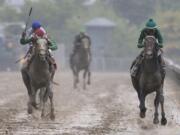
[140,74,161,89]
[30,70,50,84]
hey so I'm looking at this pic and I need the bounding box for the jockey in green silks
[131,18,165,77]
[72,28,91,55]
[20,21,58,72]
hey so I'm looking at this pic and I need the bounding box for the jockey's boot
[48,56,56,81]
[47,55,57,70]
[131,53,144,77]
[130,65,138,77]
[24,45,34,70]
[159,55,166,77]
[26,54,34,70]
[21,59,29,73]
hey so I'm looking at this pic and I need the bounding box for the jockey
[20,21,57,50]
[73,29,91,54]
[131,18,165,77]
[20,21,57,71]
[137,18,163,48]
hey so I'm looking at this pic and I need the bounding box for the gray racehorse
[70,38,91,89]
[21,38,55,120]
[131,36,167,125]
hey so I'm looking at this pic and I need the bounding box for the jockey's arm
[20,36,33,45]
[156,29,163,48]
[48,38,58,51]
[138,29,145,48]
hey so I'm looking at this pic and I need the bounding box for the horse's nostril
[39,50,46,56]
[39,53,45,58]
[147,51,152,55]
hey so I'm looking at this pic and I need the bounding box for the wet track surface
[0,72,180,135]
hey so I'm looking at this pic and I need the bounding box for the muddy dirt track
[0,72,179,135]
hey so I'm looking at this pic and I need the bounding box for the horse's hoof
[32,102,38,109]
[74,84,77,89]
[50,114,55,121]
[161,117,167,125]
[153,118,159,124]
[140,112,146,118]
[87,81,90,85]
[41,113,45,118]
[27,107,33,114]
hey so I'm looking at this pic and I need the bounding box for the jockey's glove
[22,31,26,38]
[158,43,163,48]
[137,43,144,48]
[48,49,52,53]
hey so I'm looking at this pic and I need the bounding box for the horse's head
[74,38,90,52]
[34,38,48,61]
[82,38,90,50]
[144,36,157,59]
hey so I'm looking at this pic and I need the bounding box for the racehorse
[131,36,167,125]
[21,38,55,120]
[70,37,91,89]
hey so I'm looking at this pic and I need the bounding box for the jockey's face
[32,28,37,32]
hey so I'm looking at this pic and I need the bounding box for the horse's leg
[30,85,38,109]
[159,86,167,125]
[39,88,45,109]
[73,76,77,89]
[21,69,31,96]
[49,83,55,120]
[83,69,87,90]
[76,70,79,83]
[87,67,91,85]
[139,90,146,118]
[21,69,37,113]
[72,67,78,89]
[41,97,45,118]
[27,84,37,114]
[21,68,33,113]
[153,91,160,124]
[41,87,48,118]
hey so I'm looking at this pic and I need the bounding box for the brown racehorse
[131,36,167,125]
[21,38,55,120]
[70,37,91,89]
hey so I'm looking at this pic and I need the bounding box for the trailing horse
[21,38,55,120]
[70,37,91,89]
[130,36,167,125]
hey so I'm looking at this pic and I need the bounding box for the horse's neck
[143,57,159,74]
[75,48,86,56]
[32,55,49,72]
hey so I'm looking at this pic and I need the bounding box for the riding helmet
[32,21,41,30]
[146,18,157,29]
